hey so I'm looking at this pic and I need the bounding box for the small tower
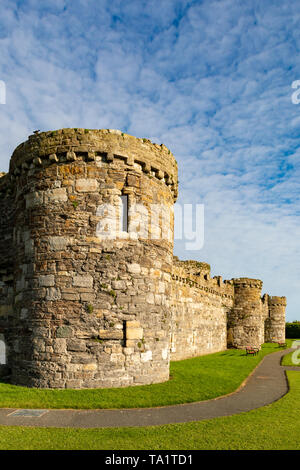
[264,296,286,343]
[228,278,264,349]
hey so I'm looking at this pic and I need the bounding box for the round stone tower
[264,296,286,343]
[7,128,178,388]
[227,278,263,349]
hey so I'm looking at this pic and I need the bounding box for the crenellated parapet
[171,258,234,301]
[6,128,178,201]
[172,257,211,276]
[232,277,263,290]
[268,296,287,307]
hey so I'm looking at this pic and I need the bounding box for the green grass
[0,342,290,410]
[0,370,299,450]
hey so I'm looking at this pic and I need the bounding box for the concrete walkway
[0,348,298,428]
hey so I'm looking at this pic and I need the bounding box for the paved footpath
[0,348,298,428]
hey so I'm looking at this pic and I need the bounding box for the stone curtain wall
[170,259,234,360]
[170,269,287,357]
[2,128,178,388]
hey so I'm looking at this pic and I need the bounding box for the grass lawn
[0,341,291,410]
[0,370,299,450]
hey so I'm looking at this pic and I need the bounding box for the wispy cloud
[0,0,299,319]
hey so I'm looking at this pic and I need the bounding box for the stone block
[48,236,72,251]
[80,293,95,302]
[44,188,68,203]
[82,363,97,371]
[67,339,86,352]
[61,292,80,301]
[32,338,46,352]
[56,326,73,338]
[127,174,140,187]
[123,347,134,356]
[33,327,50,338]
[72,275,93,288]
[126,321,141,328]
[141,350,152,362]
[39,275,55,287]
[110,353,125,363]
[127,263,141,274]
[111,280,126,290]
[99,330,124,340]
[53,338,67,354]
[125,340,136,348]
[75,179,99,192]
[126,328,143,340]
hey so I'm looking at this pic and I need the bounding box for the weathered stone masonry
[0,129,286,388]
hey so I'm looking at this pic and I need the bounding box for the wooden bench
[245,347,259,356]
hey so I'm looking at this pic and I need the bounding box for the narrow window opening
[120,194,128,232]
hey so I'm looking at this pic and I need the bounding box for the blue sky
[0,0,300,320]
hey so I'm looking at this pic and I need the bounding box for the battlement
[268,296,287,307]
[171,257,234,299]
[232,277,263,289]
[7,128,178,201]
[173,257,211,276]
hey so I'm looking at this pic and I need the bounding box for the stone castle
[0,129,286,388]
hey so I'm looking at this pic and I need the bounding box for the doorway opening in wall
[0,335,6,365]
[120,194,128,232]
